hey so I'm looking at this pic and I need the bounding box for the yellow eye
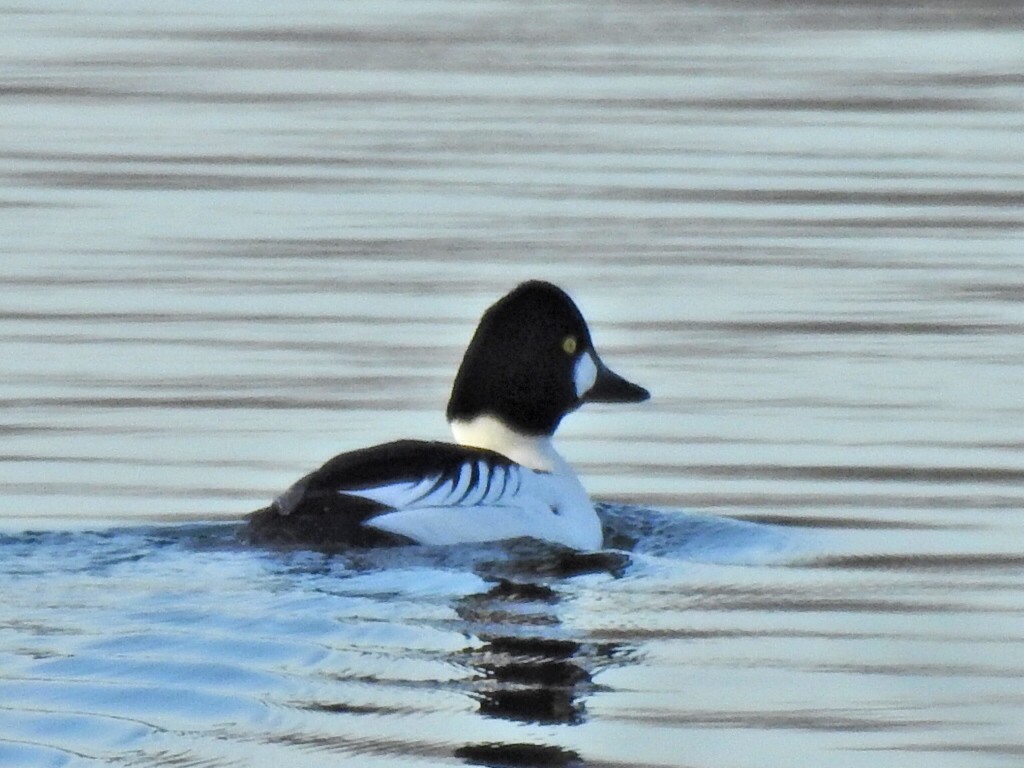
[561,335,577,355]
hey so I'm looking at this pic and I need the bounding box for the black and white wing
[247,440,545,548]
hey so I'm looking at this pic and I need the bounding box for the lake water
[2,0,1023,766]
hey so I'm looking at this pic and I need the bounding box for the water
[2,0,1023,765]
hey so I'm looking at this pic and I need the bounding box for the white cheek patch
[573,352,598,399]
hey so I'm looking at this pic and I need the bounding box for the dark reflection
[455,580,594,727]
[452,575,629,768]
[470,634,589,726]
[454,742,583,768]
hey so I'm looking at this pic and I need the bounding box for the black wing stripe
[454,461,477,505]
[458,460,481,507]
[497,465,512,503]
[480,461,494,500]
[418,471,454,504]
[482,465,506,505]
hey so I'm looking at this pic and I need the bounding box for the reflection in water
[455,743,583,768]
[256,536,636,767]
[453,578,623,767]
[460,583,597,725]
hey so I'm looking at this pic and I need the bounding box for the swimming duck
[246,280,649,551]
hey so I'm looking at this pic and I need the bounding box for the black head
[446,281,650,436]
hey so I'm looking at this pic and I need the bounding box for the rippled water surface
[2,0,1023,766]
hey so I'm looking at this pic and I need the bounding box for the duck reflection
[473,634,591,725]
[452,567,631,767]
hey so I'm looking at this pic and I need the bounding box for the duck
[245,280,649,551]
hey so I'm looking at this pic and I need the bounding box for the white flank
[364,469,603,551]
[336,419,606,550]
[343,413,607,551]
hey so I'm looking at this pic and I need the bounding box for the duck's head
[446,280,649,437]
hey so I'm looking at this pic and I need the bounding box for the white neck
[449,414,575,477]
[447,414,600,551]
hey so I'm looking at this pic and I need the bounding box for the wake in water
[0,502,803,580]
[598,502,801,563]
[237,501,803,580]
